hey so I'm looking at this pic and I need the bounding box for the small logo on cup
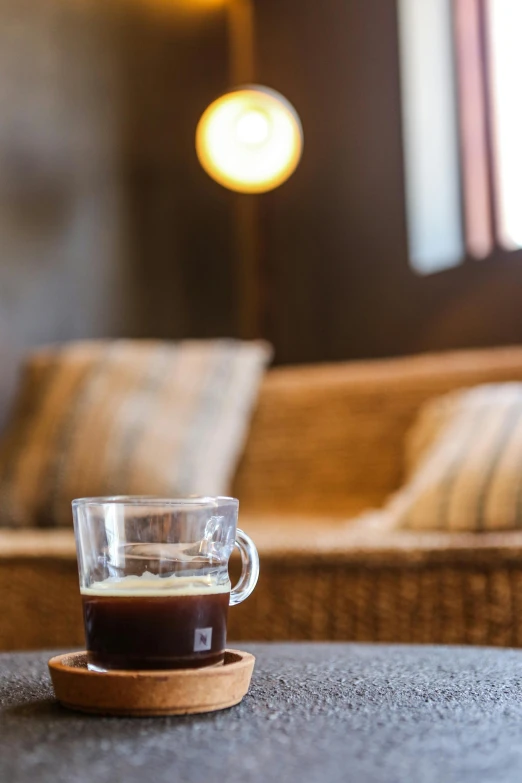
[194,627,212,652]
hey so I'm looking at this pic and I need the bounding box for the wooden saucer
[48,649,255,717]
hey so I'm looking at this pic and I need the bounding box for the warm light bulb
[196,86,303,193]
[235,109,271,145]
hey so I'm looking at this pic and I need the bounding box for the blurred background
[3,0,522,654]
[1,0,522,425]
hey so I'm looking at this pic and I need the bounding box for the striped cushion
[387,384,522,531]
[0,339,271,527]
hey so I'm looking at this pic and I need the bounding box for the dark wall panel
[118,3,237,339]
[256,0,522,364]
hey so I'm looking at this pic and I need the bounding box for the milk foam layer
[81,572,231,597]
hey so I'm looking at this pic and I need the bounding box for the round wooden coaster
[48,649,255,717]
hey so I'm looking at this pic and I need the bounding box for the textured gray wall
[0,0,133,425]
[0,0,234,428]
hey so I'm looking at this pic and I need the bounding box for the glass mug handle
[229,528,260,606]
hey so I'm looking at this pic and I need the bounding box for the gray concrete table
[2,643,522,783]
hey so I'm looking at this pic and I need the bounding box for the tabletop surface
[2,642,522,783]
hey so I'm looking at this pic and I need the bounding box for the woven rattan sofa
[3,346,522,651]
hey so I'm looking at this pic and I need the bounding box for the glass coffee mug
[72,496,259,671]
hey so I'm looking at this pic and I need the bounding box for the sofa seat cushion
[3,520,522,651]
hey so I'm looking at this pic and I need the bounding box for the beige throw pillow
[383,383,522,532]
[0,339,271,527]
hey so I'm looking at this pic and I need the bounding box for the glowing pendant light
[196,85,303,193]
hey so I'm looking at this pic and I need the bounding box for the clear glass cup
[72,496,259,671]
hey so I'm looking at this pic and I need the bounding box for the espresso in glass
[73,495,259,672]
[81,574,230,671]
